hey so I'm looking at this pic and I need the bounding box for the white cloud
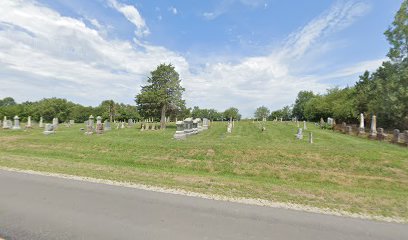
[203,0,269,20]
[0,0,378,117]
[192,0,374,115]
[108,0,149,37]
[169,6,178,15]
[0,0,187,105]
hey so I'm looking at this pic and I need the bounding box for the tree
[384,0,408,62]
[292,91,315,120]
[96,100,118,122]
[135,64,185,129]
[223,107,240,120]
[254,106,270,120]
[0,97,16,107]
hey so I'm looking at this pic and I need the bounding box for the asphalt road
[0,169,407,240]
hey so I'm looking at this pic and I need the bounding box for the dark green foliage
[384,0,408,62]
[292,91,315,120]
[223,107,241,120]
[254,106,270,120]
[0,97,16,107]
[0,97,139,123]
[135,63,185,128]
[269,106,292,121]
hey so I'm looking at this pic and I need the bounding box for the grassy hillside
[0,121,407,219]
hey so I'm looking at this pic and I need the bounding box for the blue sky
[0,0,402,117]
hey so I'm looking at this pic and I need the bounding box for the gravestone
[26,116,32,128]
[104,120,111,131]
[346,126,353,135]
[392,129,400,143]
[192,119,198,134]
[69,120,75,125]
[320,118,325,127]
[296,128,303,140]
[377,128,387,141]
[128,119,134,127]
[121,122,125,129]
[227,122,232,133]
[85,115,95,135]
[327,117,334,126]
[174,121,186,140]
[196,118,203,132]
[39,117,44,128]
[369,115,377,139]
[52,118,59,129]
[404,130,408,146]
[96,116,103,134]
[358,113,365,135]
[303,121,307,130]
[2,116,10,129]
[184,118,193,136]
[12,116,21,130]
[43,124,55,135]
[202,118,209,130]
[309,132,313,144]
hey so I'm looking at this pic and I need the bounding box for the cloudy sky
[0,0,402,117]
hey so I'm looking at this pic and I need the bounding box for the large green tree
[0,97,16,107]
[254,106,270,120]
[223,107,240,120]
[135,64,185,129]
[292,91,315,120]
[384,0,408,62]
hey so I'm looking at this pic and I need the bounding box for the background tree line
[0,97,139,123]
[0,96,241,123]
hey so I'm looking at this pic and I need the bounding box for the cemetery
[0,1,408,227]
[0,115,407,220]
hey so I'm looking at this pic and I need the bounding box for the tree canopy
[385,0,408,62]
[254,106,270,120]
[135,63,185,129]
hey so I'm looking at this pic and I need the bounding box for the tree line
[0,96,241,124]
[256,1,408,130]
[0,98,139,123]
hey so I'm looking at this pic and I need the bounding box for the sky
[0,0,403,117]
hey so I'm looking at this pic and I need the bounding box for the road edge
[1,166,406,224]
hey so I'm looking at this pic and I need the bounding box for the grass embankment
[0,121,407,220]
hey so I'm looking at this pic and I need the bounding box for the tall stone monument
[96,116,104,134]
[2,116,10,129]
[369,115,377,139]
[39,116,44,128]
[52,118,59,129]
[26,116,32,128]
[359,113,365,135]
[12,116,21,130]
[296,128,303,140]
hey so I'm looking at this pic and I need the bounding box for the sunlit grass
[0,121,407,219]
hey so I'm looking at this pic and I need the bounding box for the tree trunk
[160,105,167,129]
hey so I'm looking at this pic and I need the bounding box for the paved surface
[0,169,407,240]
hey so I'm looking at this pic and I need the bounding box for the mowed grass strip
[0,121,407,219]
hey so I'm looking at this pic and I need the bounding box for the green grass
[1,121,407,219]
